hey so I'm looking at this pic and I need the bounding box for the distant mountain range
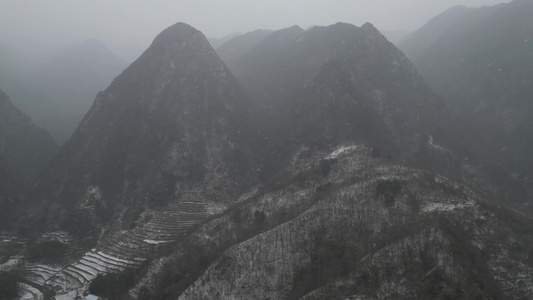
[208,32,241,49]
[215,29,274,66]
[0,39,127,143]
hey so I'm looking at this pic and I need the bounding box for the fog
[0,0,511,62]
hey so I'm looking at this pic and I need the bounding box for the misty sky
[0,0,512,62]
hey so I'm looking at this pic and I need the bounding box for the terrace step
[62,269,86,287]
[68,264,96,281]
[79,257,122,273]
[85,252,132,269]
[36,199,208,295]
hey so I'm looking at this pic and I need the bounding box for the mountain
[21,22,255,246]
[0,42,42,79]
[399,0,533,195]
[0,88,58,227]
[398,5,481,62]
[4,39,128,144]
[226,23,414,112]
[379,28,410,45]
[137,144,533,300]
[215,29,273,67]
[108,41,148,64]
[0,89,58,188]
[0,44,36,112]
[226,23,441,134]
[292,23,440,150]
[224,22,525,207]
[5,23,258,298]
[128,23,533,298]
[207,32,241,49]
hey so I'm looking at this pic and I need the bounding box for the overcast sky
[0,0,512,61]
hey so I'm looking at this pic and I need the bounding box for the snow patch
[422,200,474,213]
[81,186,102,208]
[327,145,359,159]
[143,239,170,245]
[428,135,448,153]
[42,231,71,245]
[0,257,20,271]
[19,283,44,300]
[96,251,137,265]
[205,201,227,215]
[54,290,79,300]
[486,60,496,68]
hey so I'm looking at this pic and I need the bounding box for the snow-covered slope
[140,144,533,299]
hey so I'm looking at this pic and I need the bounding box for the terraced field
[23,198,207,296]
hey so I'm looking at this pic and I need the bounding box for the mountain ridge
[399,0,533,205]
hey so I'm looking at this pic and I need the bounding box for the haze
[0,0,511,62]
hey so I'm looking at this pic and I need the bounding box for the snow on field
[41,231,71,244]
[143,239,170,245]
[74,263,98,277]
[97,251,138,264]
[54,290,79,300]
[422,200,474,213]
[19,283,43,300]
[327,145,359,159]
[0,257,20,271]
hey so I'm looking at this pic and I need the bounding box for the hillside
[224,22,527,208]
[138,144,533,299]
[215,29,273,67]
[0,88,58,227]
[17,21,255,256]
[399,0,533,190]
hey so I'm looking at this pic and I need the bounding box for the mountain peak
[120,22,216,84]
[361,22,377,30]
[79,38,106,48]
[150,22,207,50]
[360,22,385,37]
[272,25,304,37]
